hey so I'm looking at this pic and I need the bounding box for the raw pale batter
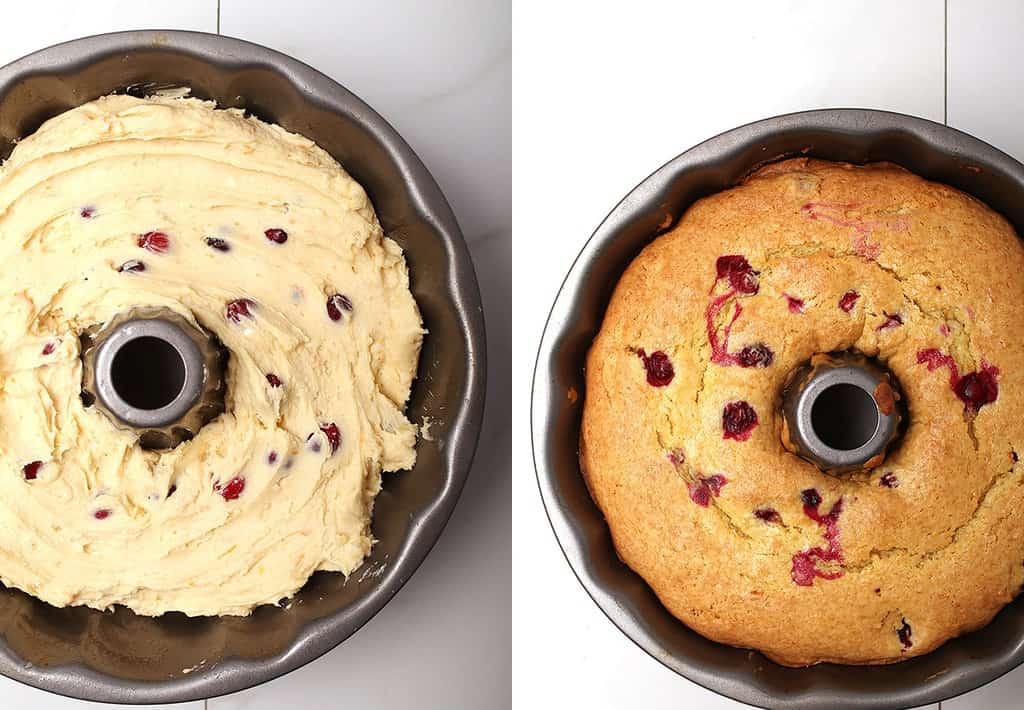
[0,95,423,616]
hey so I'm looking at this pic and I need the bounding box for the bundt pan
[0,31,485,703]
[532,109,1024,709]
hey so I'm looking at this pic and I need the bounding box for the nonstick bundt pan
[532,109,1024,709]
[0,31,485,703]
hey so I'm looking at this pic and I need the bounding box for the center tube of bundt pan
[81,308,227,449]
[782,352,904,473]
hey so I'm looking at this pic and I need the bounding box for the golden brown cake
[580,158,1024,666]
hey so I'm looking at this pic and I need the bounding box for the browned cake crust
[580,158,1024,666]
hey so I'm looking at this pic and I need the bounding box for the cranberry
[736,344,774,368]
[801,488,822,509]
[268,451,278,465]
[687,474,727,507]
[917,348,955,372]
[218,476,245,501]
[80,206,95,219]
[205,237,230,252]
[265,228,288,244]
[704,474,727,495]
[326,293,353,321]
[879,472,899,488]
[22,461,42,480]
[876,312,903,331]
[41,342,55,356]
[138,231,170,253]
[637,349,674,386]
[118,259,146,273]
[722,401,758,441]
[838,290,859,312]
[785,294,806,314]
[955,369,999,412]
[916,348,1000,414]
[791,548,843,586]
[705,257,768,367]
[688,482,711,507]
[266,373,283,388]
[666,449,685,467]
[754,507,781,523]
[715,255,759,295]
[94,509,112,520]
[320,422,341,455]
[226,298,256,323]
[706,294,743,365]
[791,493,845,586]
[897,619,913,649]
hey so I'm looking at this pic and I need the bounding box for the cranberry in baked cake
[636,349,674,386]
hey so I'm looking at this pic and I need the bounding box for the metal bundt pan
[0,31,486,703]
[532,109,1024,708]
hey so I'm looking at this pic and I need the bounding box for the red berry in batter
[722,401,758,441]
[138,231,170,253]
[898,619,913,649]
[226,298,256,324]
[265,228,288,244]
[94,509,112,520]
[955,369,999,412]
[326,293,353,321]
[637,349,675,386]
[801,488,822,509]
[687,474,728,507]
[791,493,845,586]
[879,472,899,488]
[838,290,859,312]
[320,422,341,455]
[736,344,774,368]
[876,312,903,331]
[266,373,283,388]
[22,461,42,480]
[754,507,781,523]
[715,255,760,295]
[218,476,245,501]
[916,348,999,414]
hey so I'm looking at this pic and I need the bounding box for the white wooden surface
[0,1,510,709]
[513,1,1024,709]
